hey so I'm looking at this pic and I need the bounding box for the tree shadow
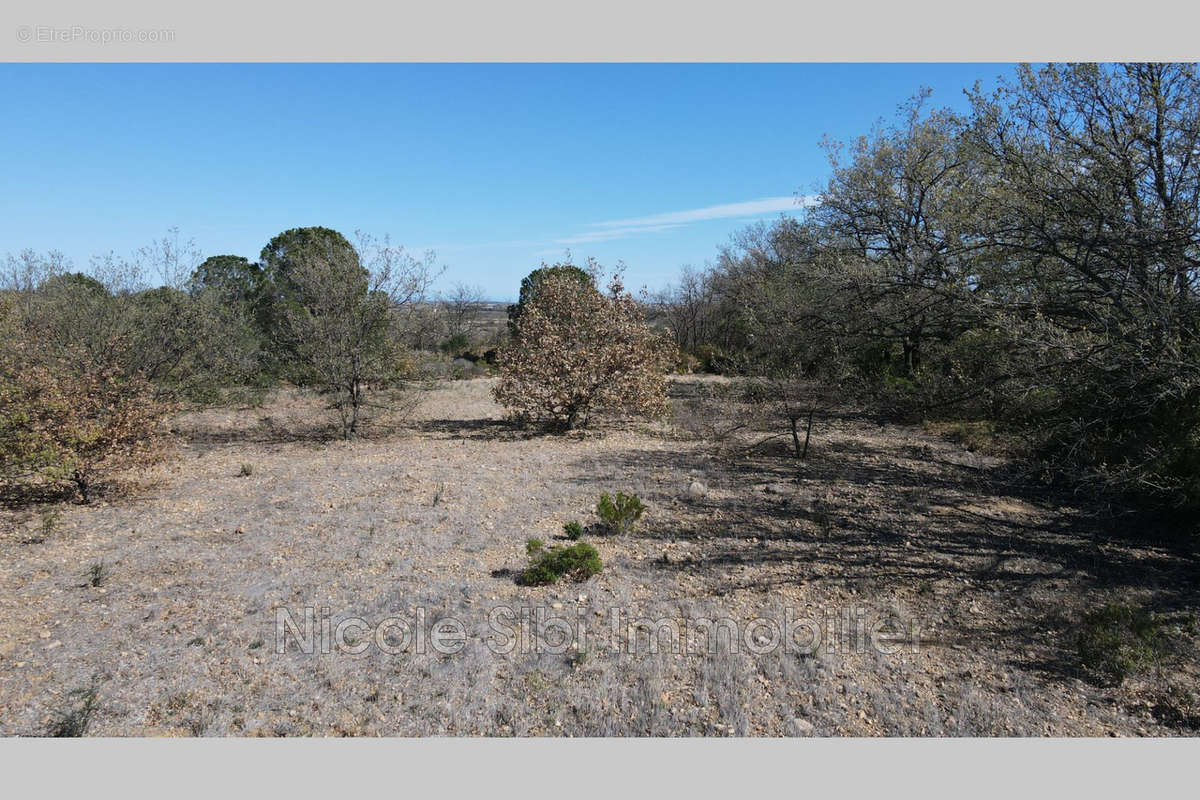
[404,417,536,443]
[564,412,1200,690]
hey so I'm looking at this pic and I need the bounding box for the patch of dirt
[1,377,1196,736]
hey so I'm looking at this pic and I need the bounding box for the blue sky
[1,63,1017,300]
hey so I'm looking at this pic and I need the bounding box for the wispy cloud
[592,195,818,229]
[432,196,819,253]
[555,223,686,245]
[551,195,817,246]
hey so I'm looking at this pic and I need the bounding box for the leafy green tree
[191,255,263,306]
[260,227,359,301]
[665,63,1200,517]
[964,63,1200,508]
[811,91,985,376]
[267,229,436,438]
[258,227,363,377]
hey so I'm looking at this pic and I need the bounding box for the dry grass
[0,377,1196,736]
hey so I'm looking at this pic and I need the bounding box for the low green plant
[1076,603,1167,686]
[439,332,470,356]
[237,463,253,477]
[923,420,1002,454]
[563,520,585,540]
[85,560,108,588]
[569,647,589,668]
[519,540,602,586]
[47,684,99,737]
[596,491,645,534]
[40,508,60,538]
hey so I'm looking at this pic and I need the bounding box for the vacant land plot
[1,377,1197,736]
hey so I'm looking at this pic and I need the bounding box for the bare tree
[439,282,486,344]
[654,265,719,354]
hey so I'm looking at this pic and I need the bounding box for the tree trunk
[348,379,361,439]
[74,470,90,503]
[790,409,816,459]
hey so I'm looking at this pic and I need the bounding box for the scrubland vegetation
[1,63,1198,736]
[655,64,1200,525]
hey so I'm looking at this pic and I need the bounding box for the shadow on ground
[565,402,1200,688]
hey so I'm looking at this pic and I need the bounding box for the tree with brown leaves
[0,325,171,503]
[493,267,675,431]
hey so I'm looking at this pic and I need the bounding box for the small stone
[793,717,815,736]
[39,631,51,639]
[687,481,708,500]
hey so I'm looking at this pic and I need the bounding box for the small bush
[674,351,701,374]
[693,344,732,375]
[563,521,585,540]
[1076,603,1166,686]
[237,463,253,477]
[39,508,60,539]
[84,561,109,588]
[924,420,1006,455]
[519,541,603,586]
[47,684,99,737]
[438,332,470,355]
[597,491,645,534]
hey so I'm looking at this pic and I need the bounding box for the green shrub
[47,683,99,737]
[85,561,109,588]
[519,541,602,586]
[439,332,470,355]
[693,345,731,374]
[1076,603,1166,686]
[737,378,778,405]
[596,491,645,534]
[563,521,585,540]
[923,420,1006,455]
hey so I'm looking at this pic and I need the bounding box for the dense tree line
[658,64,1200,517]
[1,226,442,500]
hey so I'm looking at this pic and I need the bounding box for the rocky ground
[1,377,1197,736]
